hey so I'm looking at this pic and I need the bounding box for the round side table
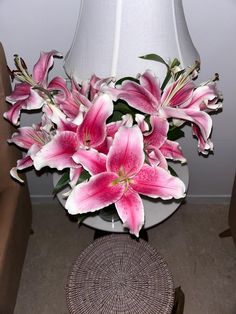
[66,234,175,314]
[53,161,189,233]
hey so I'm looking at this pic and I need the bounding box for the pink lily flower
[48,76,83,119]
[138,115,186,168]
[77,94,113,148]
[4,84,44,125]
[8,124,50,150]
[89,74,114,100]
[43,103,78,132]
[8,124,50,182]
[4,50,62,125]
[162,82,219,152]
[70,79,93,111]
[33,130,79,171]
[33,94,113,171]
[65,74,113,118]
[106,70,219,153]
[65,125,185,237]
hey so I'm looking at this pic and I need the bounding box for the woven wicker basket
[66,234,174,314]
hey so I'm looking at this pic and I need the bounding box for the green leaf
[161,70,172,91]
[139,53,169,68]
[170,58,181,68]
[53,169,91,196]
[53,172,70,195]
[77,169,91,184]
[168,127,185,141]
[108,110,124,123]
[115,101,142,115]
[139,54,182,91]
[107,101,141,123]
[116,76,139,86]
[114,101,134,114]
[77,213,89,226]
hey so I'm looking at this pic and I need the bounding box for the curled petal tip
[10,167,24,183]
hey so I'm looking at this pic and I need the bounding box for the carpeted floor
[14,201,236,314]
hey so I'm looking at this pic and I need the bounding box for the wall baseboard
[186,195,230,204]
[30,194,231,206]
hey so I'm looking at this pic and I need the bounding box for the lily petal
[95,137,113,155]
[10,167,24,183]
[139,70,161,102]
[144,116,169,149]
[160,140,186,163]
[5,88,45,125]
[3,100,24,125]
[43,104,77,132]
[10,155,33,183]
[69,166,83,188]
[33,50,62,85]
[116,80,158,114]
[164,107,212,141]
[107,126,144,177]
[73,148,107,175]
[17,155,33,169]
[131,164,186,200]
[162,80,194,108]
[90,74,113,100]
[147,148,168,170]
[23,88,45,110]
[135,114,149,133]
[107,114,133,138]
[192,124,214,154]
[8,126,46,149]
[72,80,92,110]
[6,83,31,102]
[115,188,144,237]
[48,76,71,100]
[65,172,125,214]
[48,77,81,119]
[77,94,113,148]
[185,84,218,110]
[33,131,78,170]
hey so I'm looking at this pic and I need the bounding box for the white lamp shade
[64,0,200,82]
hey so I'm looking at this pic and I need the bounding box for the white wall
[182,0,236,201]
[0,0,81,202]
[0,0,235,202]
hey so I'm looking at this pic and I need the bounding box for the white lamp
[64,0,199,82]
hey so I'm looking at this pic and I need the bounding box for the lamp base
[98,204,120,222]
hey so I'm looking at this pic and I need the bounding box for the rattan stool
[66,234,174,314]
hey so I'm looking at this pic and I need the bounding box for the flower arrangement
[4,51,222,236]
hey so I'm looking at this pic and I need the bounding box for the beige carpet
[14,201,236,314]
